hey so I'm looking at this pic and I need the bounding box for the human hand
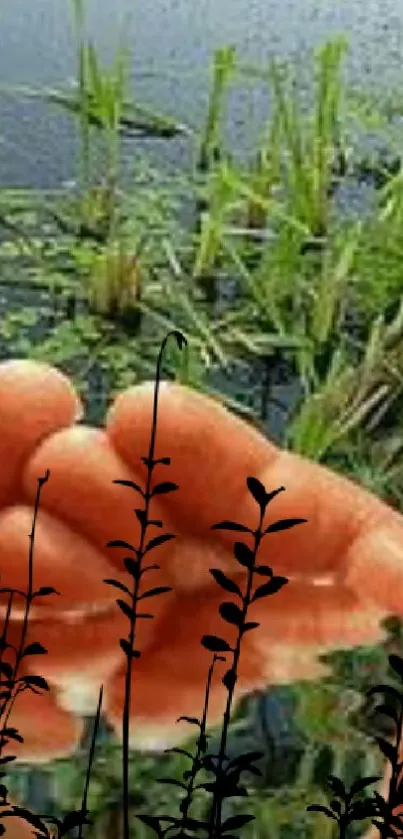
[0,360,402,762]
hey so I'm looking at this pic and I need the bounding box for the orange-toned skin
[0,363,402,837]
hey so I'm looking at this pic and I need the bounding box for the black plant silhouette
[307,773,381,839]
[105,329,187,839]
[0,472,102,838]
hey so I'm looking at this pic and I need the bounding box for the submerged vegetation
[0,0,403,832]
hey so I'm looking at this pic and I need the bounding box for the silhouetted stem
[210,507,264,839]
[122,331,184,839]
[0,472,49,749]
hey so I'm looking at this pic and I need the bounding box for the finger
[2,679,83,764]
[0,360,82,506]
[104,578,386,751]
[22,425,175,624]
[253,451,403,587]
[0,505,129,616]
[20,610,128,715]
[105,381,274,538]
[0,802,40,838]
[105,382,403,595]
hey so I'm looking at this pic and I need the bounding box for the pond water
[0,0,402,187]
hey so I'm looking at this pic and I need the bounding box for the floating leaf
[252,576,288,600]
[201,635,232,653]
[209,569,242,596]
[264,518,307,534]
[219,602,243,626]
[234,541,254,569]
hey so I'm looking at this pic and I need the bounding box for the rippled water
[0,0,402,186]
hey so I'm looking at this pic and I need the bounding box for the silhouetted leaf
[135,508,147,526]
[148,518,164,528]
[136,613,154,619]
[19,675,49,692]
[117,599,135,621]
[33,586,59,597]
[219,602,243,626]
[221,815,255,832]
[103,578,132,596]
[177,716,200,727]
[374,704,399,724]
[151,482,179,496]
[7,807,49,833]
[211,521,252,533]
[367,685,402,702]
[306,805,338,821]
[223,668,236,691]
[264,518,307,534]
[137,814,164,836]
[1,729,23,743]
[124,556,141,577]
[327,775,347,799]
[60,809,92,836]
[141,456,171,468]
[230,751,265,768]
[0,757,15,765]
[0,664,12,679]
[202,635,232,653]
[254,565,273,577]
[120,639,141,658]
[113,479,144,496]
[350,776,382,797]
[107,539,137,553]
[22,643,47,657]
[330,800,342,814]
[375,736,396,762]
[389,654,403,681]
[139,586,172,600]
[252,576,288,600]
[246,477,269,508]
[209,569,242,597]
[165,747,193,759]
[241,622,260,633]
[145,534,176,553]
[158,779,187,789]
[234,542,254,570]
